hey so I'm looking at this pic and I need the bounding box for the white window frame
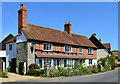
[67,59,74,68]
[43,43,52,51]
[88,48,93,54]
[89,59,93,65]
[79,47,83,53]
[64,46,72,53]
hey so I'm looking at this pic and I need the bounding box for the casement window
[43,43,52,51]
[44,59,52,67]
[88,48,93,54]
[31,46,34,53]
[89,59,93,65]
[79,47,83,53]
[65,46,72,53]
[68,59,74,67]
[9,44,12,50]
[82,59,85,64]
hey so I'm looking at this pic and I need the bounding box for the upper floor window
[79,47,83,53]
[9,44,12,50]
[88,48,93,54]
[65,46,72,53]
[43,43,52,51]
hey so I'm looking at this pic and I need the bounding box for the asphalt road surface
[16,70,118,82]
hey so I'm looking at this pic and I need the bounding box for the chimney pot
[65,22,67,24]
[99,38,101,42]
[21,4,25,9]
[69,21,70,24]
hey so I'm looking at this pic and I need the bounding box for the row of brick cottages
[5,4,112,74]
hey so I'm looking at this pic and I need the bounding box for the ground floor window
[44,59,52,67]
[89,59,93,65]
[68,59,74,67]
[64,59,66,67]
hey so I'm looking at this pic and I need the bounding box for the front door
[11,58,16,73]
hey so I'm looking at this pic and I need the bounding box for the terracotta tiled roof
[22,23,97,48]
[36,54,85,59]
[112,51,119,56]
[103,43,110,49]
[6,34,20,43]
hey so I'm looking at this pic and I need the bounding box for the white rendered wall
[97,49,110,60]
[6,42,17,68]
[0,51,6,57]
[16,31,27,43]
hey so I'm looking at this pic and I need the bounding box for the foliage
[22,65,25,75]
[58,67,65,76]
[42,74,46,77]
[107,54,116,70]
[29,64,39,69]
[74,61,79,68]
[91,66,99,73]
[2,71,8,78]
[49,70,56,77]
[65,66,71,77]
[26,67,40,76]
[97,58,107,67]
[7,66,10,72]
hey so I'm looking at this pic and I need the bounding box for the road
[17,70,118,82]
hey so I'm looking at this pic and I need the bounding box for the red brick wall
[35,42,97,59]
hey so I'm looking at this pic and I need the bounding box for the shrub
[26,67,40,76]
[74,61,79,68]
[29,64,39,69]
[91,67,99,73]
[58,67,65,76]
[65,66,71,77]
[73,70,79,75]
[22,65,25,75]
[49,70,55,77]
[42,74,46,77]
[2,71,8,78]
[7,66,10,72]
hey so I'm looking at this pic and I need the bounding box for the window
[43,43,52,51]
[9,44,12,50]
[64,60,67,67]
[44,59,52,67]
[88,48,93,54]
[82,59,85,64]
[89,59,93,65]
[68,59,74,67]
[31,46,34,53]
[79,47,83,53]
[65,46,72,53]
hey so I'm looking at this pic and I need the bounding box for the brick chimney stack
[99,38,101,42]
[18,4,27,34]
[64,21,72,36]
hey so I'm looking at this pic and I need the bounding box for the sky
[2,2,118,51]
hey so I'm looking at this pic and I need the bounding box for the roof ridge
[27,23,64,33]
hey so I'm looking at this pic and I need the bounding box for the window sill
[43,50,52,51]
[88,53,93,55]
